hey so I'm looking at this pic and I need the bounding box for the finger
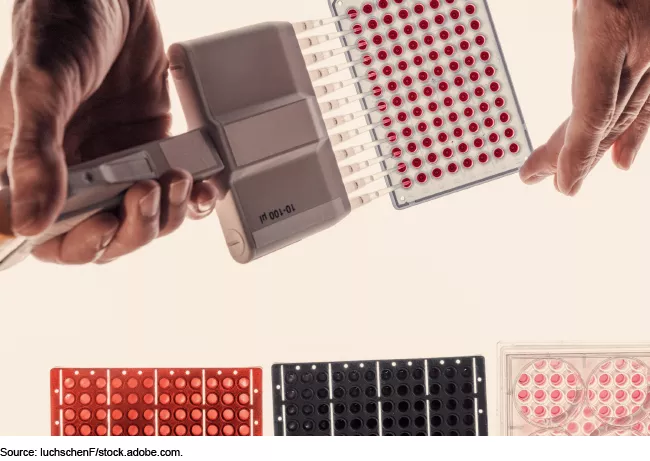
[608,72,650,169]
[0,55,68,237]
[577,72,650,173]
[187,180,219,220]
[158,169,192,237]
[7,1,129,237]
[8,68,68,237]
[520,118,569,184]
[612,95,650,170]
[557,5,627,195]
[31,213,119,264]
[569,73,650,179]
[96,181,161,263]
[0,56,14,170]
[0,0,26,164]
[609,72,650,139]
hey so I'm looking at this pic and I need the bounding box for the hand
[520,0,650,195]
[0,0,220,264]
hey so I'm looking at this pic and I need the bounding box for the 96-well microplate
[272,356,488,436]
[499,344,650,436]
[329,0,532,209]
[51,368,262,436]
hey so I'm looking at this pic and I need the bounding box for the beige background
[0,0,648,436]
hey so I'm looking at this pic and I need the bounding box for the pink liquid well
[515,360,585,429]
[587,359,650,427]
[512,356,650,436]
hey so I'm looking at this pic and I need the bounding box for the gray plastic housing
[168,22,351,263]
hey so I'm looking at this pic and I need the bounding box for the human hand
[0,0,220,264]
[520,0,650,195]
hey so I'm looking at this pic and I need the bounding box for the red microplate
[50,368,263,436]
[332,0,531,208]
[500,345,650,436]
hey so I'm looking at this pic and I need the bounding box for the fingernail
[12,199,41,236]
[198,200,213,213]
[567,179,583,197]
[98,228,117,252]
[169,178,191,206]
[522,174,549,185]
[139,188,160,218]
[96,257,116,265]
[93,225,118,262]
[616,149,638,171]
[94,249,109,263]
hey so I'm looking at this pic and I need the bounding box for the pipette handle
[0,130,224,271]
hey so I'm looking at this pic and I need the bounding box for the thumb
[7,67,67,237]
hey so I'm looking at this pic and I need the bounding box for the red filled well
[50,368,262,436]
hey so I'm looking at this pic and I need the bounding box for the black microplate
[272,357,488,436]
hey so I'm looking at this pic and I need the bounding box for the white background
[0,0,648,436]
